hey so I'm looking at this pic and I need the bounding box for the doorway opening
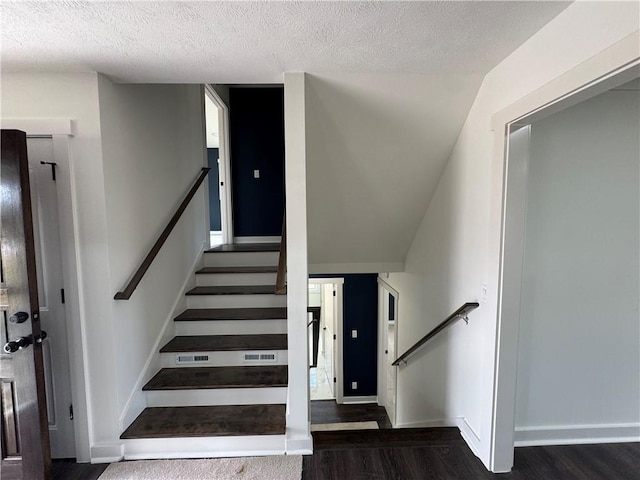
[308,278,343,403]
[495,63,639,469]
[204,85,233,247]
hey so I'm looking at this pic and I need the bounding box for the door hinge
[333,377,336,383]
[60,288,65,304]
[333,334,336,340]
[220,181,224,186]
[333,290,336,297]
[69,404,74,421]
[40,161,58,181]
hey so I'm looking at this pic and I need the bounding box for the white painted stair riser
[196,272,277,286]
[145,387,288,407]
[175,319,288,336]
[160,350,288,367]
[187,294,286,309]
[123,435,286,460]
[204,251,279,267]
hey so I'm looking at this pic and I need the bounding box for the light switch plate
[253,169,260,178]
[351,382,358,390]
[351,329,357,338]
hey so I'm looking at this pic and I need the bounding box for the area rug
[311,421,379,432]
[98,455,302,480]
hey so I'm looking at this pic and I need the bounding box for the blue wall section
[207,148,221,231]
[311,273,379,397]
[229,87,285,237]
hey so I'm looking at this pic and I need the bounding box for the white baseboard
[459,418,482,458]
[234,236,281,244]
[514,423,640,447]
[286,435,313,455]
[341,395,378,404]
[118,247,204,432]
[394,418,460,429]
[90,443,124,464]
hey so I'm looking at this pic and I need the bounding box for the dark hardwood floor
[311,399,393,429]
[52,459,107,480]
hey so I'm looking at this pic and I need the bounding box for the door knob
[3,336,32,354]
[9,311,29,324]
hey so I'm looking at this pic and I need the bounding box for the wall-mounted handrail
[275,213,287,294]
[114,167,211,300]
[392,302,479,366]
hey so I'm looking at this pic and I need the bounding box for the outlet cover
[351,381,358,390]
[351,329,358,338]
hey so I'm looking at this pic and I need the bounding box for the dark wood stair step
[186,285,276,295]
[174,307,287,322]
[206,243,280,253]
[160,334,287,353]
[312,427,465,451]
[196,266,278,274]
[120,404,286,439]
[142,365,288,390]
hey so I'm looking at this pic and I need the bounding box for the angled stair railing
[114,167,211,300]
[392,302,479,366]
[275,214,287,294]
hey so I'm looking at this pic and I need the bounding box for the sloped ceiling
[305,73,483,272]
[1,1,570,83]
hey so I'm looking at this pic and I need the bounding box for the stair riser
[145,387,287,408]
[161,350,288,367]
[123,436,286,460]
[204,251,279,267]
[186,294,286,309]
[196,272,277,286]
[175,319,288,336]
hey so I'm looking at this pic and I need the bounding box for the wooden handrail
[392,302,479,366]
[275,213,287,294]
[114,167,211,300]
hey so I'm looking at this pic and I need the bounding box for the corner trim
[90,443,124,464]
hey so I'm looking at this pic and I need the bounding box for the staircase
[120,243,289,459]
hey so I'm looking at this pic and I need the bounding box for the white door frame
[377,277,399,426]
[488,38,639,472]
[204,85,233,245]
[309,277,344,404]
[1,119,90,462]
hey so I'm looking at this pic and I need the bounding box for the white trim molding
[1,118,74,136]
[90,442,124,464]
[341,395,378,404]
[309,262,404,274]
[233,236,281,244]
[514,423,640,447]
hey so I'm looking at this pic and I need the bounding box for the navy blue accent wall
[229,87,285,237]
[310,273,379,397]
[207,148,221,231]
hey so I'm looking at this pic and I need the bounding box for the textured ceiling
[1,1,571,83]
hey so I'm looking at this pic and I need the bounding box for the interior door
[27,138,76,458]
[0,130,52,479]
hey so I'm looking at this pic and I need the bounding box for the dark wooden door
[1,130,51,479]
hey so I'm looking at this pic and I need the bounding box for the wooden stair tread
[174,307,287,321]
[206,243,280,253]
[120,404,286,439]
[160,334,287,352]
[185,285,276,295]
[312,427,465,451]
[143,366,288,390]
[196,266,278,274]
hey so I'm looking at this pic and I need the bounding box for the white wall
[305,73,482,273]
[97,78,207,431]
[1,72,109,460]
[0,73,208,461]
[383,1,640,471]
[515,88,640,442]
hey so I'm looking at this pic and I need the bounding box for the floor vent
[176,354,211,364]
[243,352,278,363]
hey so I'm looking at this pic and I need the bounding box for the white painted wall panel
[515,89,640,435]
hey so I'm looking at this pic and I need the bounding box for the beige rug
[98,455,302,480]
[311,421,379,432]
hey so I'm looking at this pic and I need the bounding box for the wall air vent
[243,351,278,363]
[176,354,210,365]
